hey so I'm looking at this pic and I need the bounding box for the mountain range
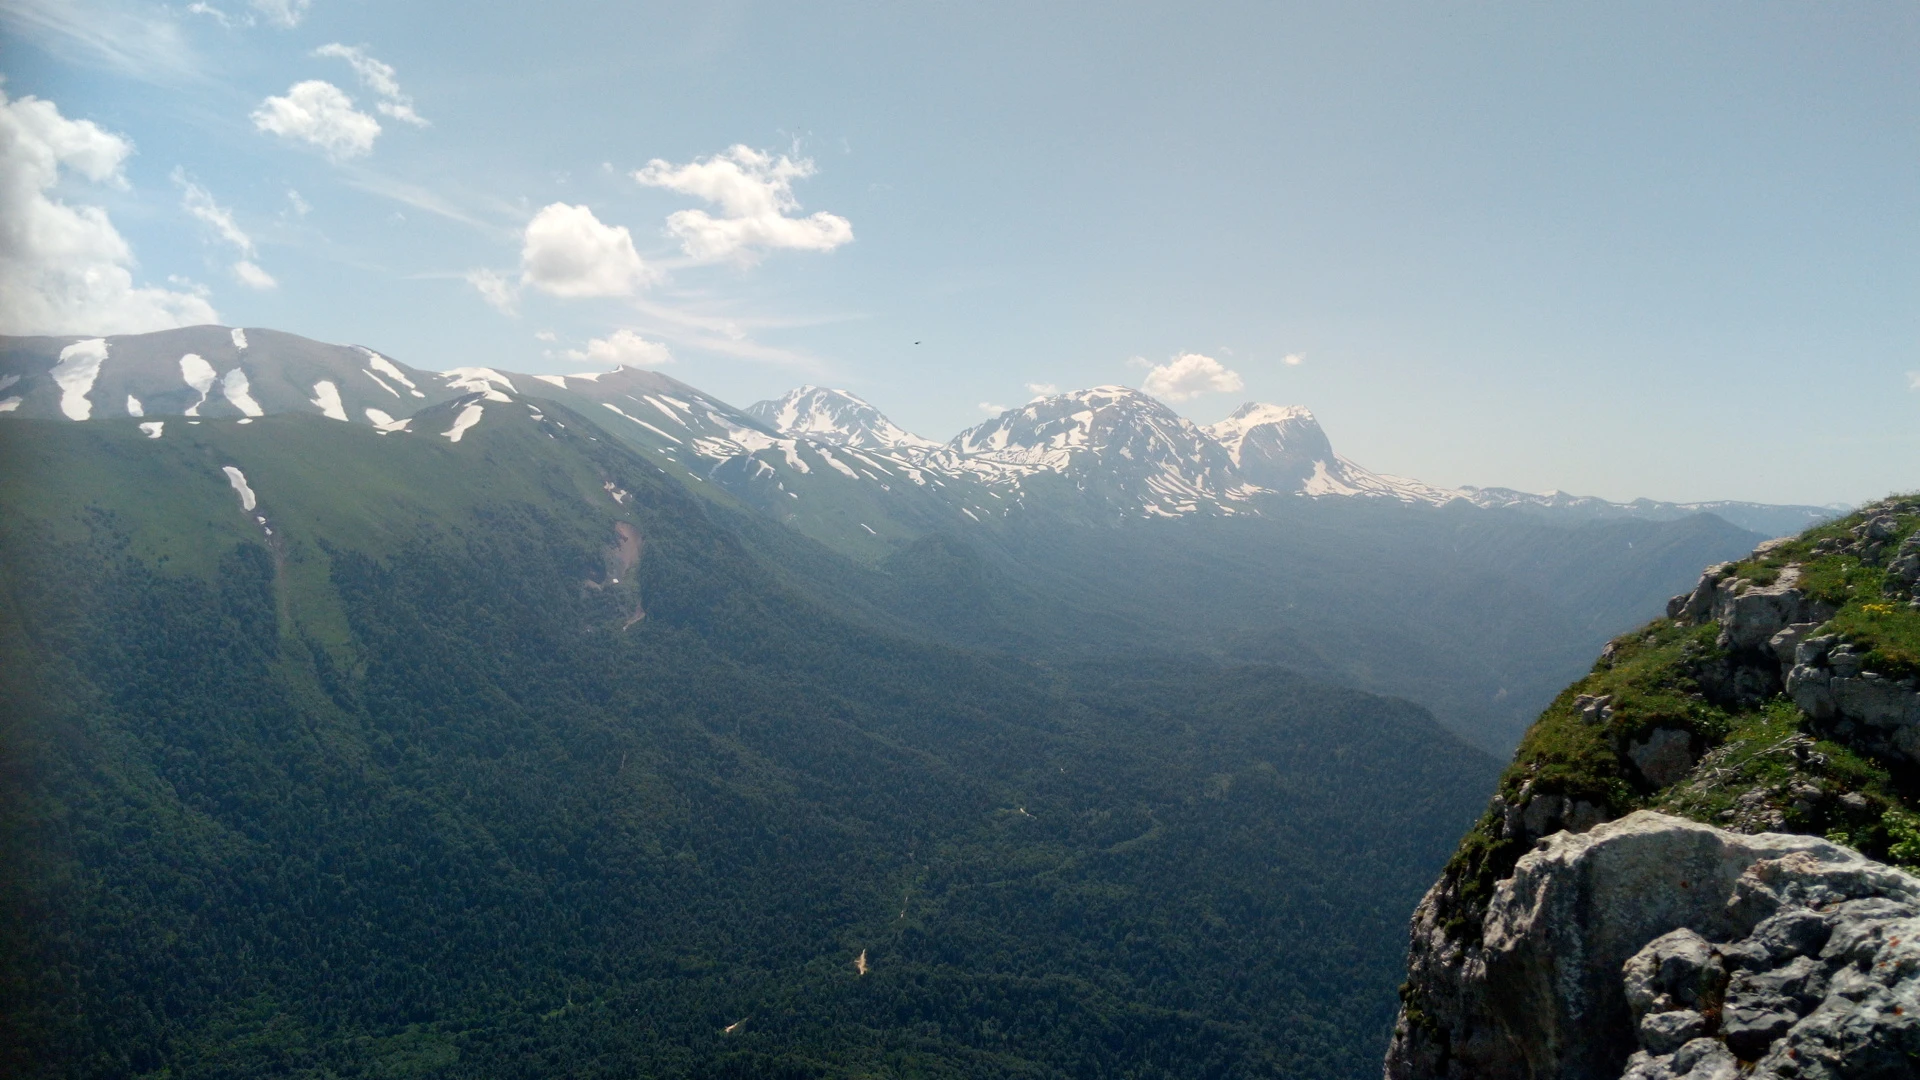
[0,327,1834,557]
[0,323,1869,1078]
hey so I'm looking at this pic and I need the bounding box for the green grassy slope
[1422,495,1920,943]
[0,408,1496,1079]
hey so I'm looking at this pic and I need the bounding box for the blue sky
[1,1,1915,505]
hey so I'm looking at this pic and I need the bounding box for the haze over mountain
[0,325,1827,749]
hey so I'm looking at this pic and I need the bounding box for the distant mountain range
[0,326,1838,553]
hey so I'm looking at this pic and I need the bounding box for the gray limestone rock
[1385,812,1920,1080]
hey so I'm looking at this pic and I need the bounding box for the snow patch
[222,466,257,511]
[602,402,682,443]
[441,367,516,402]
[231,328,248,350]
[442,403,484,442]
[358,348,421,395]
[126,395,144,416]
[0,374,18,392]
[309,380,349,421]
[364,408,410,433]
[363,369,400,397]
[180,354,217,415]
[222,368,264,416]
[50,338,108,420]
[139,421,163,439]
[0,398,20,413]
[532,374,567,388]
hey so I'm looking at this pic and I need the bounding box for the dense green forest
[0,410,1495,1078]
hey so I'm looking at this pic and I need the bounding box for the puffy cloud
[564,329,672,369]
[519,202,652,297]
[634,145,852,263]
[1141,352,1244,402]
[314,43,427,127]
[978,401,1009,415]
[1282,353,1304,366]
[0,88,217,334]
[175,170,275,289]
[250,0,311,28]
[252,80,380,160]
[465,268,517,314]
[1025,382,1059,397]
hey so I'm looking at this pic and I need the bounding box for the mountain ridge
[0,326,1837,549]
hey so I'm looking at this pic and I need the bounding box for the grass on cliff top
[1441,493,1920,936]
[1725,497,1920,678]
[1440,619,1735,928]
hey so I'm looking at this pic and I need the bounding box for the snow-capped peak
[744,386,942,451]
[1204,403,1329,469]
[1203,402,1464,505]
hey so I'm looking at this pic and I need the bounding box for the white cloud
[286,188,310,216]
[1025,382,1058,397]
[232,260,276,289]
[564,329,672,369]
[1141,352,1245,402]
[519,202,652,297]
[634,145,852,263]
[533,329,556,342]
[1907,371,1920,392]
[314,44,427,127]
[252,80,380,160]
[465,268,518,314]
[186,2,232,27]
[250,0,311,28]
[979,401,1009,415]
[0,88,218,334]
[175,171,275,289]
[1282,353,1304,366]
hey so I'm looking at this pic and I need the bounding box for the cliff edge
[1388,496,1920,1079]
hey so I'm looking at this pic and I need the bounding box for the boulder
[1385,812,1920,1080]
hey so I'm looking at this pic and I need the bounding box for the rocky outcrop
[1386,812,1920,1080]
[1666,524,1920,767]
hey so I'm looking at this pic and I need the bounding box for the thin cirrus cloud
[0,87,217,335]
[563,329,673,369]
[1140,352,1245,402]
[634,145,852,263]
[1907,371,1920,392]
[252,80,381,160]
[314,44,428,126]
[174,169,276,290]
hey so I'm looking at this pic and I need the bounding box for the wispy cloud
[250,0,312,28]
[1282,353,1304,366]
[174,169,277,289]
[978,401,1009,415]
[1025,382,1058,397]
[314,44,428,126]
[1907,371,1920,392]
[0,0,201,83]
